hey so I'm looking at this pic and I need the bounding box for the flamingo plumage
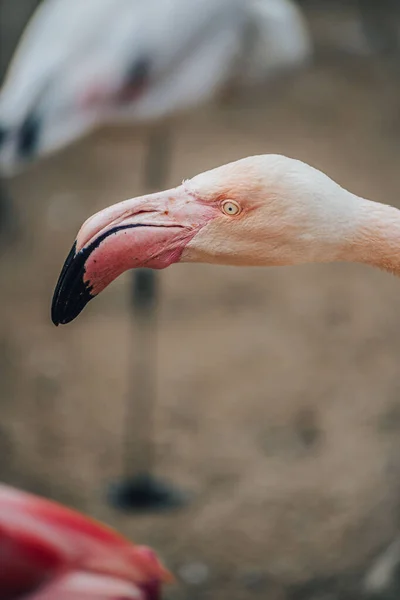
[0,483,171,599]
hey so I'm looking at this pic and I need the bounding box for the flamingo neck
[344,199,400,275]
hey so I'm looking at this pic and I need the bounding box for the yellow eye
[221,200,241,216]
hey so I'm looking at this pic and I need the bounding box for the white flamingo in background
[0,483,171,599]
[0,0,311,173]
[0,0,311,509]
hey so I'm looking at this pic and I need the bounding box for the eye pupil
[222,200,240,216]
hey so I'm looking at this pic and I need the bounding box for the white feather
[0,0,311,174]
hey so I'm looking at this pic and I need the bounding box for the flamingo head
[51,154,366,325]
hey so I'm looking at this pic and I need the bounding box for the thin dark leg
[0,179,19,249]
[107,127,187,512]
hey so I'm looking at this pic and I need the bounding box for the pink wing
[0,484,171,599]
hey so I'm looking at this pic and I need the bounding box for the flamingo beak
[51,185,216,325]
[0,484,172,599]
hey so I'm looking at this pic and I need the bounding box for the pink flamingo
[52,153,400,324]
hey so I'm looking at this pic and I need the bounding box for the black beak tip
[51,223,139,326]
[51,284,95,327]
[51,241,95,327]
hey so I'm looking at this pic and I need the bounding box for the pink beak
[51,185,215,325]
[0,484,172,599]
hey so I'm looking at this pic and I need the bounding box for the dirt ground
[3,4,400,599]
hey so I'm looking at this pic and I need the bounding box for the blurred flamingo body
[0,483,170,599]
[0,0,311,175]
[0,0,311,512]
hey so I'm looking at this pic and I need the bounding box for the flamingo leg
[0,179,18,246]
[129,126,171,478]
[108,126,186,511]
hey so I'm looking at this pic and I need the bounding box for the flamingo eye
[221,200,241,216]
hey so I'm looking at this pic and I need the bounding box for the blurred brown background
[2,1,400,598]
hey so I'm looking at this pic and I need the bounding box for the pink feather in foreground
[0,484,171,599]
